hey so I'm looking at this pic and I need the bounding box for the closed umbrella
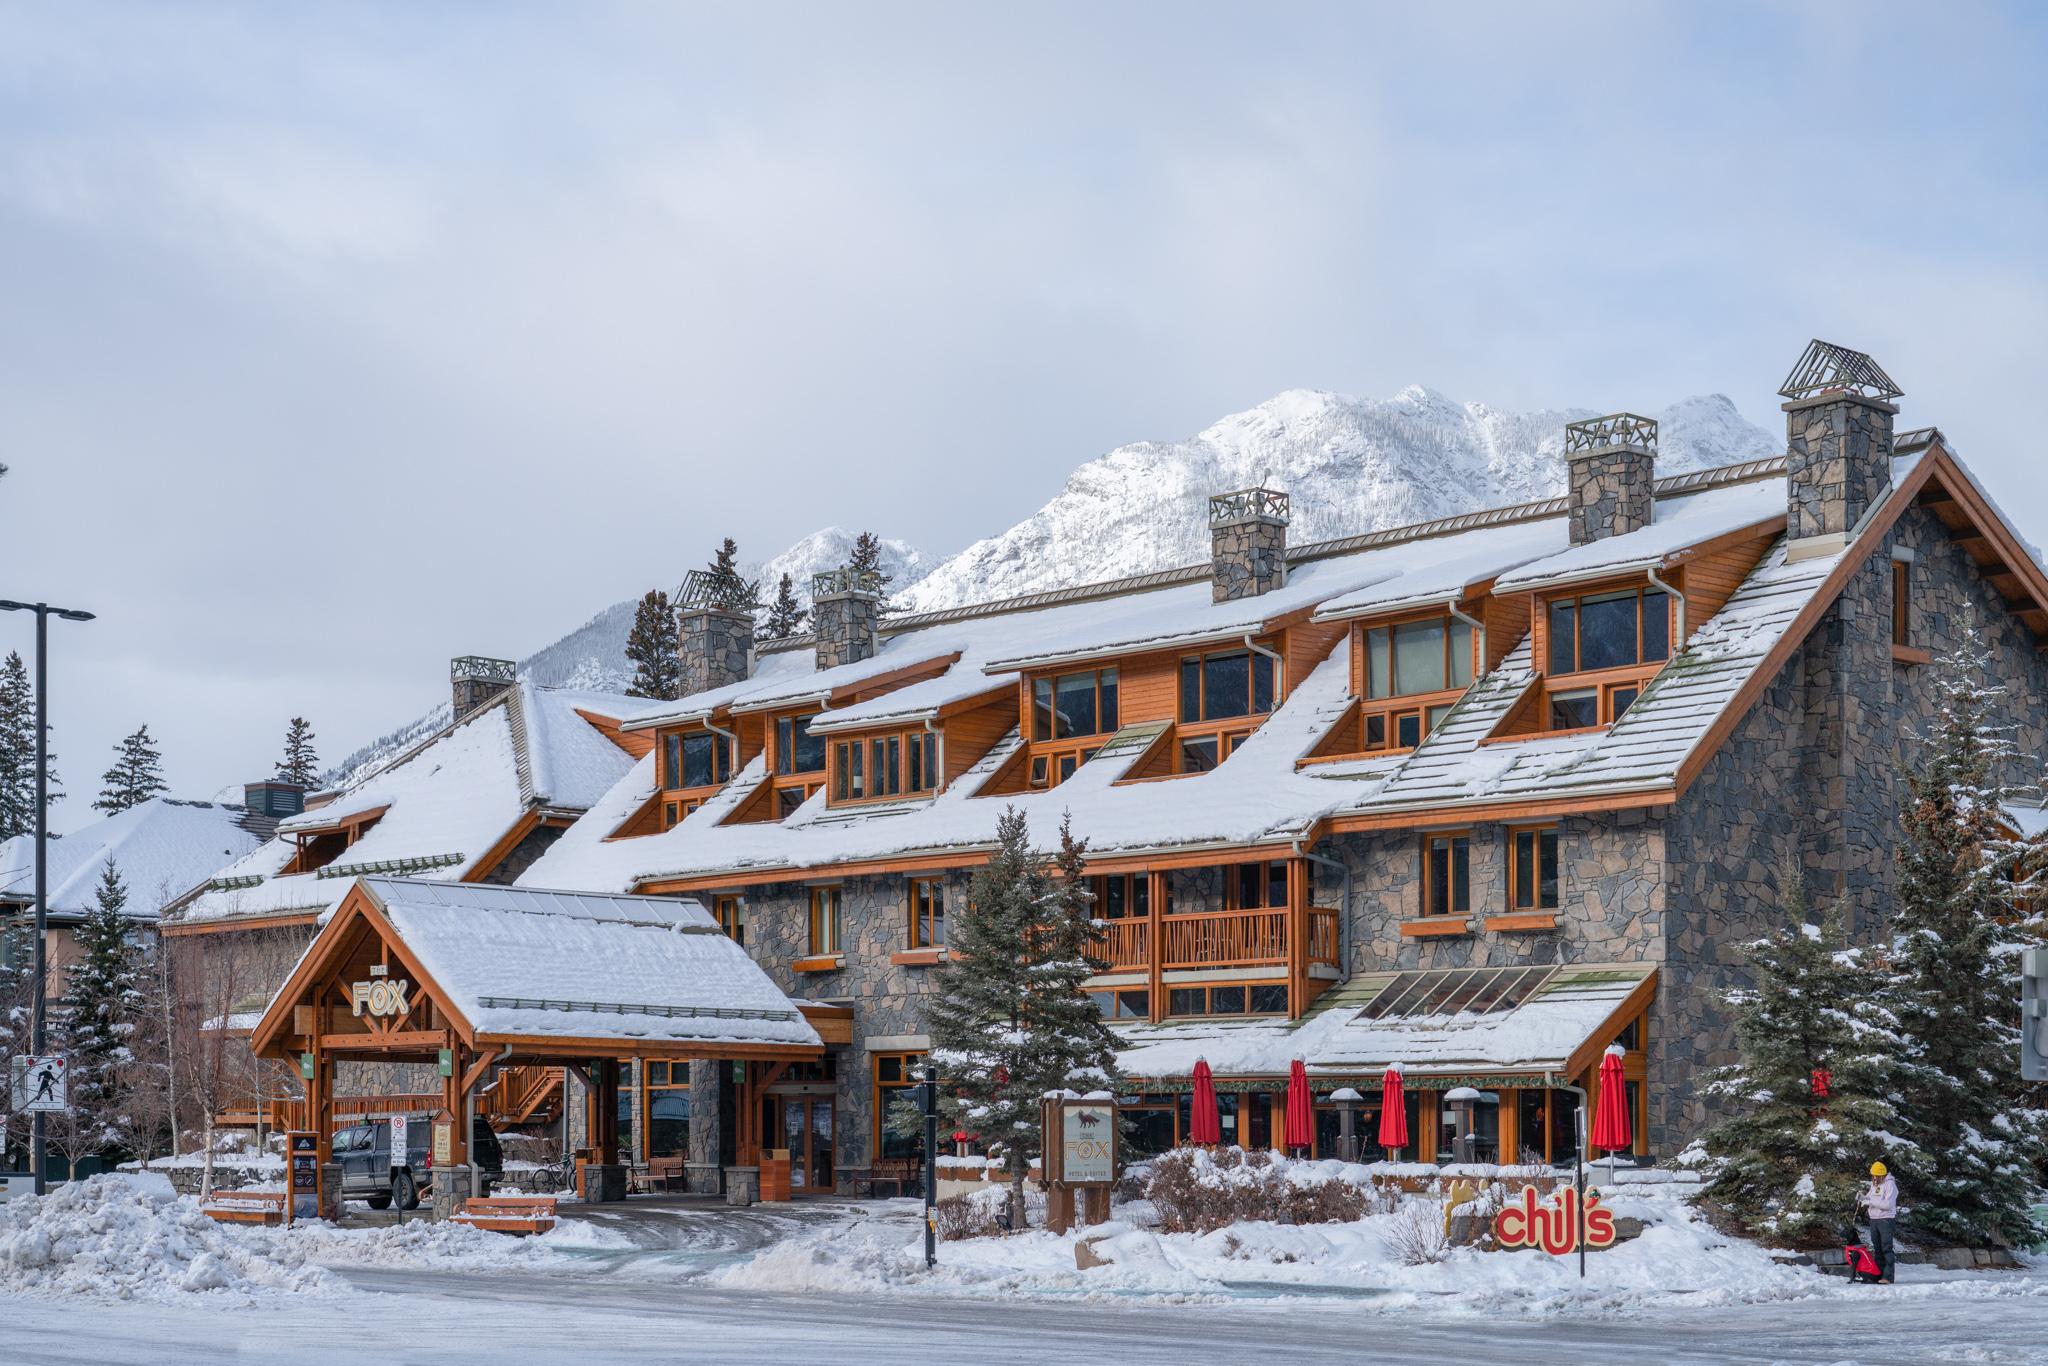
[1591,1045,1633,1157]
[1189,1059,1222,1146]
[1377,1063,1408,1160]
[1284,1060,1314,1153]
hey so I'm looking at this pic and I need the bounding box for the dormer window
[776,714,827,775]
[1546,587,1669,675]
[1180,647,1275,722]
[1357,613,1476,754]
[829,729,939,804]
[1031,668,1120,741]
[664,731,732,791]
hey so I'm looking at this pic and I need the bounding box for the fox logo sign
[351,978,412,1019]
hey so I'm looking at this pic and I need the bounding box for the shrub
[1144,1146,1385,1233]
[1384,1197,1450,1266]
[934,1190,1006,1241]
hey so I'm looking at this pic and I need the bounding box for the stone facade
[812,580,882,670]
[678,608,753,696]
[1565,444,1655,545]
[450,658,515,719]
[1783,392,1897,541]
[1209,488,1288,602]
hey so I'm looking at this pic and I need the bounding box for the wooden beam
[318,1030,448,1052]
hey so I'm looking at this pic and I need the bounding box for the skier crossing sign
[9,1055,68,1115]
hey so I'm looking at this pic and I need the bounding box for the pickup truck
[330,1115,504,1210]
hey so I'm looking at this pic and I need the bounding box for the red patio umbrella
[1284,1060,1314,1153]
[1591,1044,1633,1155]
[1377,1063,1408,1158]
[1189,1059,1222,1146]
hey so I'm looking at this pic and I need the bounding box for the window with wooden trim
[1090,873,1150,919]
[1089,988,1151,1019]
[830,730,940,804]
[1545,679,1642,731]
[1352,613,1476,755]
[1030,667,1120,742]
[1226,861,1290,911]
[1177,726,1257,774]
[909,877,946,948]
[775,713,827,775]
[1163,982,1289,1017]
[1026,742,1102,790]
[1180,647,1278,723]
[808,886,842,955]
[662,729,732,793]
[873,1052,930,1162]
[1546,587,1670,675]
[1892,559,1911,646]
[1507,827,1559,911]
[1421,832,1471,917]
[713,894,747,946]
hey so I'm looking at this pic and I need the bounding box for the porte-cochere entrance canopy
[251,876,823,1171]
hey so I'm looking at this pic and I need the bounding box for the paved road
[4,1200,2040,1365]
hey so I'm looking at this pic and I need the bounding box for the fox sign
[351,977,411,1019]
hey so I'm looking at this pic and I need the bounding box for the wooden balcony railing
[1097,906,1344,973]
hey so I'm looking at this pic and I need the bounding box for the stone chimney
[1778,339,1901,555]
[675,570,754,696]
[812,566,882,670]
[451,656,516,718]
[1208,487,1289,602]
[1563,413,1657,546]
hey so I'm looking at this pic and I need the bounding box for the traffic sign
[9,1056,68,1115]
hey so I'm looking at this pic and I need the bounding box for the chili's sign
[1493,1185,1617,1254]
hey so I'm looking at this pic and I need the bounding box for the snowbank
[0,1175,338,1304]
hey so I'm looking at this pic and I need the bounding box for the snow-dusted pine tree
[761,574,808,639]
[924,809,1121,1227]
[1697,863,1905,1245]
[849,530,893,612]
[94,724,168,814]
[1880,623,2046,1247]
[0,650,61,840]
[61,860,147,1157]
[274,717,319,788]
[0,934,30,1167]
[623,589,682,700]
[702,538,760,613]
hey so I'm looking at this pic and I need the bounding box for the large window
[1032,668,1120,741]
[909,878,945,948]
[1508,827,1559,911]
[1164,983,1289,1017]
[663,730,732,791]
[1228,861,1290,911]
[1421,833,1471,918]
[1089,988,1152,1019]
[831,731,939,803]
[776,714,826,775]
[644,1061,690,1158]
[1180,647,1277,723]
[873,1053,929,1163]
[1364,616,1474,699]
[1547,587,1670,675]
[808,887,842,955]
[1091,873,1150,919]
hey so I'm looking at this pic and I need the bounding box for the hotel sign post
[1041,1094,1116,1234]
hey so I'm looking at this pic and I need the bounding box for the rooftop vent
[1777,338,1904,403]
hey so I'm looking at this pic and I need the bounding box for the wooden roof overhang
[160,906,325,938]
[807,679,1017,737]
[249,883,822,1067]
[982,607,1316,678]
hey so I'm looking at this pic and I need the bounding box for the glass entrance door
[777,1098,835,1191]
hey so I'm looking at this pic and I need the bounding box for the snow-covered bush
[1383,1196,1450,1266]
[934,1188,1008,1241]
[1144,1146,1389,1233]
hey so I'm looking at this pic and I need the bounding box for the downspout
[704,714,740,786]
[1646,566,1687,646]
[1448,601,1485,677]
[1243,634,1284,707]
[1292,837,1352,984]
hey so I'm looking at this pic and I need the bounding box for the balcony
[1102,906,1341,973]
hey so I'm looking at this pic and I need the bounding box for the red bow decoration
[1810,1067,1832,1099]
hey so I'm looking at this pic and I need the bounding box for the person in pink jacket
[1857,1160,1899,1283]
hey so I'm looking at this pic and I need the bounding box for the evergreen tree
[1879,623,2046,1247]
[94,724,168,814]
[761,574,809,639]
[848,530,893,611]
[0,650,61,840]
[274,717,319,788]
[0,928,31,1167]
[62,860,146,1155]
[623,589,682,700]
[702,538,760,613]
[922,810,1122,1227]
[1697,864,1904,1245]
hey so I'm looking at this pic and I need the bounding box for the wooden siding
[1281,620,1345,698]
[1484,593,1532,672]
[1679,531,1777,625]
[944,696,1017,784]
[574,708,654,760]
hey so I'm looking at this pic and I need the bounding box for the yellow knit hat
[1870,1161,1887,1177]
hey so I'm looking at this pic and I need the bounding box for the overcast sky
[3,2,2044,832]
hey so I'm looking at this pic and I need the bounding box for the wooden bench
[201,1191,288,1226]
[450,1195,557,1236]
[647,1156,686,1192]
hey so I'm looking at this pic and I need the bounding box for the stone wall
[477,823,565,886]
[1783,393,1896,541]
[1566,446,1655,545]
[1210,515,1288,601]
[812,589,882,669]
[679,608,753,695]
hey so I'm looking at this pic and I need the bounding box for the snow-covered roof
[171,682,639,929]
[0,799,269,922]
[273,878,821,1051]
[1491,478,1787,593]
[1310,517,1565,621]
[2003,801,2048,841]
[1114,963,1654,1082]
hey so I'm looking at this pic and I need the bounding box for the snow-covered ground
[5,1176,2044,1364]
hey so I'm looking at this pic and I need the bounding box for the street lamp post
[0,599,95,1196]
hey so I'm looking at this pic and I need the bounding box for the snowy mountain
[896,389,1775,613]
[327,385,1774,786]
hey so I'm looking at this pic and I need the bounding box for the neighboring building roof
[1113,962,1656,1083]
[252,877,822,1054]
[0,798,270,924]
[169,682,639,931]
[1490,478,1788,593]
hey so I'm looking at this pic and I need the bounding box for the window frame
[829,727,942,806]
[1029,666,1121,743]
[1891,557,1911,647]
[1507,826,1560,912]
[1162,981,1289,1018]
[659,726,734,799]
[1420,831,1473,919]
[1178,643,1280,726]
[872,1051,930,1162]
[808,886,842,956]
[1544,584,1671,678]
[908,877,946,949]
[713,894,748,945]
[1352,611,1479,757]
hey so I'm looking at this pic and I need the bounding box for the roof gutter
[1447,601,1485,676]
